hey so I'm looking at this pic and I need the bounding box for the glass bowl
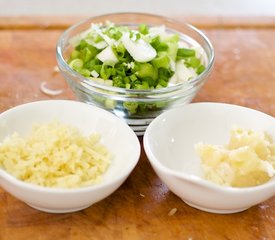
[56,13,214,135]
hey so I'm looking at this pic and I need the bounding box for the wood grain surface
[0,16,274,240]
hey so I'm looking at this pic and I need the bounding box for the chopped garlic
[195,127,275,187]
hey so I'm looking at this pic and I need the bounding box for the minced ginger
[195,127,275,187]
[0,120,111,188]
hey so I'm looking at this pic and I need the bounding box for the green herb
[67,21,206,115]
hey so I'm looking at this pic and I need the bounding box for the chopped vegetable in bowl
[67,21,206,90]
[57,13,214,135]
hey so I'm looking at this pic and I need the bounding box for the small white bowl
[144,102,275,214]
[0,100,140,213]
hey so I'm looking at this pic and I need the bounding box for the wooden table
[0,16,274,240]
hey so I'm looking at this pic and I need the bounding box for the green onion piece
[114,65,126,77]
[150,36,161,49]
[130,74,137,81]
[141,77,156,87]
[150,37,169,52]
[79,68,90,77]
[105,99,116,109]
[166,42,178,61]
[185,57,201,68]
[156,101,167,108]
[86,45,99,59]
[137,103,147,113]
[197,65,205,74]
[113,76,125,88]
[124,77,130,84]
[158,68,174,81]
[123,102,138,115]
[75,39,87,50]
[177,48,196,58]
[87,32,104,43]
[135,33,141,41]
[156,42,168,52]
[71,50,80,59]
[164,33,179,43]
[94,34,104,43]
[132,80,141,88]
[82,48,93,63]
[159,79,168,87]
[139,24,149,35]
[115,42,126,58]
[136,63,158,80]
[105,27,122,40]
[151,55,170,69]
[100,63,113,80]
[69,59,83,71]
[163,34,179,61]
[93,64,102,73]
[141,80,150,89]
[129,31,141,41]
[84,58,100,71]
[92,94,105,104]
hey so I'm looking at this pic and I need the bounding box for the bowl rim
[0,99,141,193]
[143,102,275,194]
[56,12,215,95]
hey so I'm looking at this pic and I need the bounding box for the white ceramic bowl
[144,102,275,214]
[0,100,140,213]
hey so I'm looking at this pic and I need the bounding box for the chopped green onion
[67,21,206,116]
[71,50,80,59]
[139,24,149,35]
[197,65,206,74]
[82,48,93,63]
[185,57,201,68]
[177,48,196,58]
[69,59,83,71]
[75,39,87,50]
[79,68,90,77]
[123,102,138,114]
[136,63,158,80]
[105,99,116,109]
[130,74,137,81]
[100,63,113,80]
[151,55,170,69]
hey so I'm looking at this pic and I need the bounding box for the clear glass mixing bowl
[56,13,214,135]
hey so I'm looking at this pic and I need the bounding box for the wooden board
[0,16,274,240]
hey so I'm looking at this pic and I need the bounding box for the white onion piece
[96,46,118,63]
[121,33,156,63]
[40,81,63,96]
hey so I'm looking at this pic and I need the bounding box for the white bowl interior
[0,100,140,183]
[0,100,140,212]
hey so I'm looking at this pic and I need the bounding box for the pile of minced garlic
[0,120,111,188]
[195,127,275,187]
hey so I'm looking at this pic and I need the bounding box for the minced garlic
[195,127,275,187]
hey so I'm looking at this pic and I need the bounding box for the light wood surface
[0,16,274,240]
